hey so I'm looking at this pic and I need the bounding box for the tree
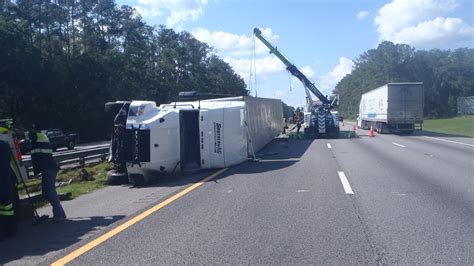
[334,41,474,119]
[0,0,247,141]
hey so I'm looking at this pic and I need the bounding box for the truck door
[179,110,201,172]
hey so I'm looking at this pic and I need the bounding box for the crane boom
[253,28,331,106]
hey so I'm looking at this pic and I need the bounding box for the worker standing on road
[29,124,66,222]
[0,140,16,240]
[295,108,302,133]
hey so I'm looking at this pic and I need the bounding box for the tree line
[0,0,247,141]
[334,41,474,119]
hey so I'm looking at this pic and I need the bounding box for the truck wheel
[107,170,128,185]
[67,141,75,150]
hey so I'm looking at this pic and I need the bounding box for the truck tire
[67,140,75,150]
[106,170,128,185]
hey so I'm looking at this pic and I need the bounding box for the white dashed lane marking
[337,171,354,194]
[392,142,406,148]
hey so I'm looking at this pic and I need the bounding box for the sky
[117,0,474,108]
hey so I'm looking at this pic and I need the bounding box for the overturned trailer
[108,95,283,184]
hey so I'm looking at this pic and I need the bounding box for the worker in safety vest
[28,124,66,222]
[0,140,16,240]
[294,108,302,133]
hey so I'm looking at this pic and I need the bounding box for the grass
[18,162,114,200]
[423,116,474,138]
[288,132,305,139]
[339,131,357,139]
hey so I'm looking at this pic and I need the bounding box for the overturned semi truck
[106,94,283,184]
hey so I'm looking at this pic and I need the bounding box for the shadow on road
[129,138,314,187]
[0,215,125,264]
[213,138,313,177]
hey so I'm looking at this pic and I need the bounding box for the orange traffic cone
[369,126,375,137]
[352,123,357,131]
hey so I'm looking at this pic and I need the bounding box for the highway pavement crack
[327,146,391,264]
[348,195,391,264]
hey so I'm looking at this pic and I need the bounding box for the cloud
[374,0,474,48]
[357,11,370,19]
[223,56,286,81]
[301,66,315,79]
[389,17,474,47]
[134,0,208,28]
[264,90,288,99]
[192,28,279,57]
[320,57,354,95]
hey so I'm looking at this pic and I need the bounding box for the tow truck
[253,28,340,138]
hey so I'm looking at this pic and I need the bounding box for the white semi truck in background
[106,94,283,184]
[357,83,424,134]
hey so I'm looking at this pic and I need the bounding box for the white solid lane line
[337,171,354,194]
[392,142,406,148]
[327,143,332,149]
[423,136,474,147]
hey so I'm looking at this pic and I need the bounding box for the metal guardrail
[22,147,110,170]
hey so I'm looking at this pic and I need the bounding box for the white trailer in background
[122,96,283,183]
[357,83,424,134]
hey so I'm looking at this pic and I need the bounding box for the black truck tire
[106,170,128,185]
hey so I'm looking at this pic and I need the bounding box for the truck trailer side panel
[244,96,283,153]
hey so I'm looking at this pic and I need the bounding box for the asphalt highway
[52,124,472,264]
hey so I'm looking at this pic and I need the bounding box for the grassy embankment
[423,116,473,138]
[18,163,113,200]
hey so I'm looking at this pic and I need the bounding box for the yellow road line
[51,168,228,266]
